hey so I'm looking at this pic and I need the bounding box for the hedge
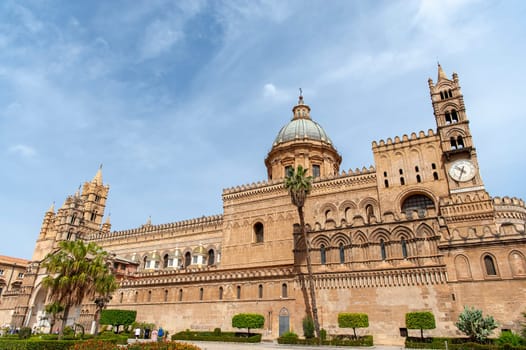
[172,330,261,343]
[0,339,77,350]
[405,337,526,350]
[277,334,374,346]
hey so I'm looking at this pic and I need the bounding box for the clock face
[449,159,476,182]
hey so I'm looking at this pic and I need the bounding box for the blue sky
[1,0,525,260]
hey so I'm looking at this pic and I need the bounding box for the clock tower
[428,64,485,194]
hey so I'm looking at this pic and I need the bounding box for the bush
[338,313,369,338]
[320,328,327,341]
[0,338,77,349]
[277,331,299,344]
[171,330,262,343]
[213,328,221,336]
[18,327,32,339]
[497,331,523,347]
[406,311,436,339]
[231,313,264,335]
[100,309,137,333]
[456,306,498,343]
[303,316,315,338]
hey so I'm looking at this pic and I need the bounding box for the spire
[48,202,55,213]
[437,63,448,81]
[292,88,311,120]
[104,213,111,225]
[75,185,81,197]
[93,164,103,185]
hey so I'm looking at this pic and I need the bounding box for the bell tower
[428,64,485,193]
[80,165,109,231]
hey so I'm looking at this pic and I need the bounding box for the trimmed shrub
[338,313,369,338]
[231,313,264,335]
[100,309,137,333]
[406,311,436,339]
[277,331,299,344]
[497,331,523,347]
[171,330,261,343]
[303,316,315,338]
[18,327,32,340]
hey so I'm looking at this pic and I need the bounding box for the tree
[231,313,264,336]
[338,313,369,338]
[456,306,498,343]
[406,311,436,340]
[100,309,137,333]
[41,240,118,338]
[284,165,320,340]
[44,302,64,334]
[303,316,315,339]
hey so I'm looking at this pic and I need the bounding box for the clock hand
[458,166,465,180]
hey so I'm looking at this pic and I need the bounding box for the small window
[400,177,405,185]
[254,222,264,243]
[258,284,263,299]
[320,245,326,265]
[366,204,374,223]
[339,243,345,264]
[451,110,459,122]
[384,179,389,188]
[208,249,215,265]
[119,292,123,303]
[380,239,387,260]
[178,289,183,301]
[431,163,437,170]
[445,112,452,124]
[484,256,497,276]
[312,165,320,178]
[90,211,97,221]
[282,283,288,298]
[440,91,444,100]
[164,289,168,302]
[383,171,387,177]
[184,252,191,267]
[17,272,24,279]
[285,165,293,177]
[199,288,204,300]
[401,239,408,258]
[236,285,241,299]
[219,287,223,300]
[95,194,101,202]
[0,269,4,275]
[448,89,453,98]
[416,175,421,183]
[433,172,439,180]
[163,254,169,268]
[399,169,403,175]
[147,290,152,302]
[457,136,464,148]
[70,214,76,224]
[415,166,419,172]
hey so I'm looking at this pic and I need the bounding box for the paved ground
[179,340,405,350]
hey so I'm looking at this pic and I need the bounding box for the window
[184,252,191,267]
[282,283,288,298]
[17,272,24,279]
[339,243,345,264]
[163,254,169,268]
[95,194,101,202]
[236,285,241,299]
[219,287,223,300]
[415,166,419,172]
[416,175,422,183]
[285,165,293,177]
[164,290,168,302]
[254,222,264,243]
[320,245,326,265]
[258,284,263,299]
[208,249,215,265]
[432,163,437,169]
[402,194,434,212]
[457,136,464,148]
[67,230,73,240]
[90,211,97,221]
[312,165,320,178]
[451,110,459,122]
[383,171,387,177]
[0,269,4,275]
[433,172,439,180]
[380,239,387,260]
[399,169,404,175]
[199,288,204,300]
[484,256,497,276]
[401,239,408,258]
[119,292,123,303]
[445,112,452,124]
[366,204,375,223]
[70,214,76,224]
[147,290,152,302]
[400,177,405,185]
[178,289,183,301]
[440,91,444,100]
[384,179,389,188]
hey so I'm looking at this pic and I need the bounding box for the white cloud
[263,83,277,97]
[140,19,183,59]
[8,144,36,158]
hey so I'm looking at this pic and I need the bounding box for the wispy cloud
[8,144,36,158]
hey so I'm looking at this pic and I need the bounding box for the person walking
[157,327,164,342]
[134,327,141,340]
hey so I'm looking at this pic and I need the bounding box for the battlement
[372,129,436,151]
[87,214,223,241]
[222,166,376,200]
[493,196,525,208]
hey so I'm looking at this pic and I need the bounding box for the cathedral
[1,65,525,345]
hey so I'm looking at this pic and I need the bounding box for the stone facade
[1,65,525,344]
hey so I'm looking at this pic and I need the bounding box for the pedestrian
[134,327,141,340]
[157,327,164,342]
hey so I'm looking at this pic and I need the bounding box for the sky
[1,0,525,260]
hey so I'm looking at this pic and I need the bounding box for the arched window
[143,256,148,269]
[451,110,458,122]
[163,254,169,268]
[70,214,76,224]
[484,255,497,276]
[147,290,152,302]
[258,284,263,299]
[416,174,422,183]
[320,245,326,265]
[90,211,97,221]
[402,194,434,212]
[67,229,74,241]
[445,112,452,124]
[199,288,204,300]
[457,136,464,148]
[282,283,288,298]
[339,243,345,264]
[236,286,241,299]
[219,287,223,300]
[401,239,408,258]
[312,164,320,178]
[366,205,375,223]
[178,289,183,301]
[184,252,191,267]
[254,222,264,243]
[208,249,215,265]
[119,292,123,303]
[380,239,386,260]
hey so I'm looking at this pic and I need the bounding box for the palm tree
[44,301,64,334]
[41,240,117,338]
[284,165,321,340]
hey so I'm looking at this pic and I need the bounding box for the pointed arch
[311,234,331,248]
[416,223,436,238]
[331,232,351,246]
[508,250,526,276]
[391,226,413,240]
[454,254,472,280]
[353,231,368,245]
[369,228,390,242]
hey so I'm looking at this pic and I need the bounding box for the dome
[273,118,332,146]
[193,245,206,256]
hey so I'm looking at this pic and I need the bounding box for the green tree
[284,165,320,340]
[231,313,264,336]
[338,313,369,338]
[41,240,117,338]
[406,311,436,340]
[100,309,137,333]
[44,301,64,334]
[303,316,315,339]
[455,306,498,343]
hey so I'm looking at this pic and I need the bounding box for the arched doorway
[278,307,290,336]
